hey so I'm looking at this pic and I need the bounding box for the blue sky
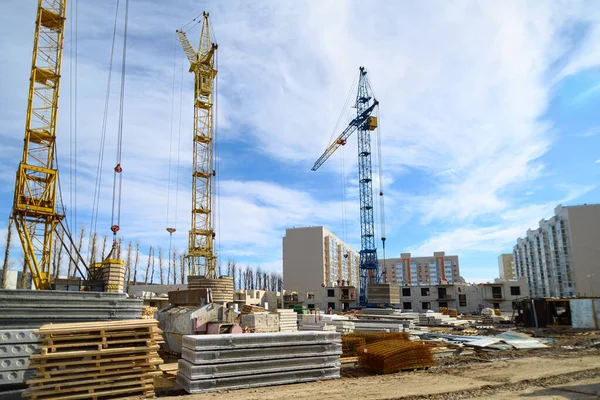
[1,1,600,282]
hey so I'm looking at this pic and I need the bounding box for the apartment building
[282,226,360,308]
[513,204,600,298]
[380,251,461,285]
[498,254,516,280]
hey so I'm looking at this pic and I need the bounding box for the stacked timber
[187,276,234,303]
[23,319,164,400]
[177,332,341,394]
[275,309,298,332]
[241,304,266,314]
[366,284,401,304]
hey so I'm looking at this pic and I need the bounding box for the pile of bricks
[177,332,341,394]
[241,312,279,333]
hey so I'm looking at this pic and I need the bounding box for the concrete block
[177,367,340,394]
[182,331,340,351]
[0,369,34,386]
[0,343,39,358]
[178,355,340,379]
[182,343,342,364]
[0,357,30,371]
[0,330,39,345]
[0,388,26,400]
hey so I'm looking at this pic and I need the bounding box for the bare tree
[237,268,242,291]
[132,240,140,285]
[158,247,164,284]
[150,246,156,284]
[116,237,123,259]
[217,259,222,277]
[88,232,98,266]
[231,260,237,289]
[100,234,108,260]
[270,272,277,292]
[74,226,85,279]
[144,245,153,284]
[179,255,185,284]
[125,241,132,285]
[171,247,177,284]
[256,266,262,290]
[18,257,28,289]
[54,229,64,280]
[1,218,14,289]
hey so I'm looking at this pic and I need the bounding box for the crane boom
[312,66,380,305]
[311,100,378,171]
[12,0,68,290]
[177,13,218,278]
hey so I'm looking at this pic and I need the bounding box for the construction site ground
[159,329,600,400]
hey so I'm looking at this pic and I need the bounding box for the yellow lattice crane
[12,0,68,290]
[176,12,218,278]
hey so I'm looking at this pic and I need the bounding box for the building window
[308,293,315,299]
[421,288,430,296]
[327,302,335,310]
[308,304,315,309]
[403,302,412,310]
[459,294,466,307]
[492,303,500,310]
[510,286,521,296]
[439,301,448,308]
[402,288,411,297]
[422,302,430,310]
[327,289,335,297]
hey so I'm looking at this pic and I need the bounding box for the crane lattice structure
[176,13,218,278]
[12,0,68,290]
[312,66,380,305]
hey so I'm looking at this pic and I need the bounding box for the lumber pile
[358,340,435,374]
[23,319,164,400]
[177,332,341,394]
[241,304,266,314]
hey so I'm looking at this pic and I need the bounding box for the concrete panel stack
[275,309,297,332]
[187,276,234,303]
[0,290,142,329]
[241,313,279,333]
[418,312,470,327]
[177,332,341,394]
[366,285,401,304]
[298,314,354,333]
[0,329,39,390]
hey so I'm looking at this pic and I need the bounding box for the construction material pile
[418,312,471,327]
[187,276,234,303]
[0,290,143,329]
[0,329,39,388]
[299,314,355,333]
[358,340,435,374]
[241,312,279,333]
[366,284,401,304]
[241,304,266,313]
[23,319,164,400]
[356,309,418,332]
[275,309,298,332]
[177,331,341,394]
[342,332,409,357]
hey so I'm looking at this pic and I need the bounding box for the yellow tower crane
[12,0,68,290]
[176,12,218,278]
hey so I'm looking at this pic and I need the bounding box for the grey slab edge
[0,369,34,386]
[182,343,342,364]
[0,357,30,372]
[0,344,39,358]
[177,367,340,394]
[182,331,341,350]
[178,355,340,379]
[0,331,39,345]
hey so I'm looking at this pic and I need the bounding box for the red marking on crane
[114,164,122,173]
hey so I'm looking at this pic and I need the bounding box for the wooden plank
[28,370,160,389]
[30,353,162,370]
[25,376,152,395]
[31,360,159,379]
[30,345,160,360]
[24,383,154,400]
[36,320,158,333]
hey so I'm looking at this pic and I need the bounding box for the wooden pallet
[25,319,163,400]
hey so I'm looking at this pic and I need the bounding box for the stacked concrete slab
[0,290,142,329]
[418,312,471,326]
[0,329,39,389]
[177,332,341,394]
[275,309,297,332]
[241,312,279,333]
[366,284,400,304]
[298,314,354,334]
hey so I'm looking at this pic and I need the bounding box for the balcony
[283,294,302,303]
[435,294,455,301]
[340,294,357,301]
[485,293,505,301]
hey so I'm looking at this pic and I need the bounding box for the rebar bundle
[357,340,435,374]
[341,336,366,357]
[342,332,409,357]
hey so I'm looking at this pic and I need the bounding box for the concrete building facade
[283,226,360,299]
[513,204,600,298]
[380,251,460,285]
[498,254,515,280]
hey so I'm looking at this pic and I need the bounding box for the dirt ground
[158,330,600,400]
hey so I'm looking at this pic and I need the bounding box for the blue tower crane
[312,66,381,305]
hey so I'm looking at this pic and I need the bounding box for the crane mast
[312,66,380,305]
[12,0,68,290]
[176,13,218,278]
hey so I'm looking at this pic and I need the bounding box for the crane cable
[213,28,221,263]
[375,106,386,270]
[110,0,129,241]
[165,39,178,232]
[90,0,120,248]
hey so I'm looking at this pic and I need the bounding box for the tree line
[1,223,284,292]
